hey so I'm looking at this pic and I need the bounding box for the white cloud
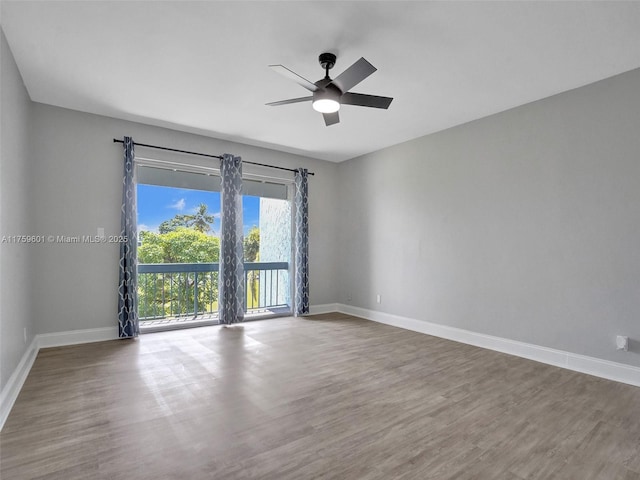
[168,198,186,211]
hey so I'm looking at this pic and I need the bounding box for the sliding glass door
[135,164,293,331]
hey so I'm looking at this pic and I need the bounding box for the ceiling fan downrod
[319,52,336,79]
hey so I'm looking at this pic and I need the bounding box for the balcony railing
[137,262,289,321]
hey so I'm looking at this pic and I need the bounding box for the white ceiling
[2,1,640,162]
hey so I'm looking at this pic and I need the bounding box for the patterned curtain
[294,168,310,316]
[219,154,245,324]
[118,136,139,338]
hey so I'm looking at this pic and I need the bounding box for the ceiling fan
[266,52,393,126]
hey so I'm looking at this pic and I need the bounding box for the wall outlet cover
[616,335,629,351]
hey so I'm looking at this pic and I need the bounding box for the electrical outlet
[347,294,352,302]
[376,294,381,304]
[616,335,629,351]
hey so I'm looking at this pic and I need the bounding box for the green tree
[243,226,260,306]
[157,204,215,234]
[138,230,164,263]
[138,228,220,319]
[243,226,260,262]
[160,228,219,264]
[187,203,215,233]
[158,215,191,234]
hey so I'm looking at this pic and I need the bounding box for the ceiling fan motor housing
[267,52,393,125]
[313,82,342,102]
[319,52,337,71]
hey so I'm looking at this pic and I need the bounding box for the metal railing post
[193,271,199,317]
[244,269,248,311]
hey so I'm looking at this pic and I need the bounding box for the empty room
[1,1,640,479]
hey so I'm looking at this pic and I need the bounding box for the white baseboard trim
[0,337,39,431]
[309,303,340,315]
[37,327,119,349]
[337,304,640,388]
[3,309,638,431]
[1,326,120,431]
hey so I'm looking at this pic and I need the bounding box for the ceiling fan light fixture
[312,85,341,113]
[267,53,393,126]
[312,98,340,113]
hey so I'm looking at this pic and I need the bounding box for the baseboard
[0,326,120,431]
[309,303,340,315]
[37,326,119,349]
[337,304,640,388]
[0,337,39,431]
[3,310,637,432]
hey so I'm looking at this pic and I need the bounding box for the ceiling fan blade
[269,65,318,92]
[266,96,313,107]
[341,92,393,109]
[330,57,376,93]
[323,111,340,126]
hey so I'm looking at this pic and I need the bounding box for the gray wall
[30,103,339,334]
[4,23,639,386]
[0,29,35,391]
[337,68,640,367]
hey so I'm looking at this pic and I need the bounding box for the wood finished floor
[2,313,640,480]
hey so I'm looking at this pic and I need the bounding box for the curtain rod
[113,138,315,175]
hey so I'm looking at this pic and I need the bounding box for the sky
[137,184,260,236]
